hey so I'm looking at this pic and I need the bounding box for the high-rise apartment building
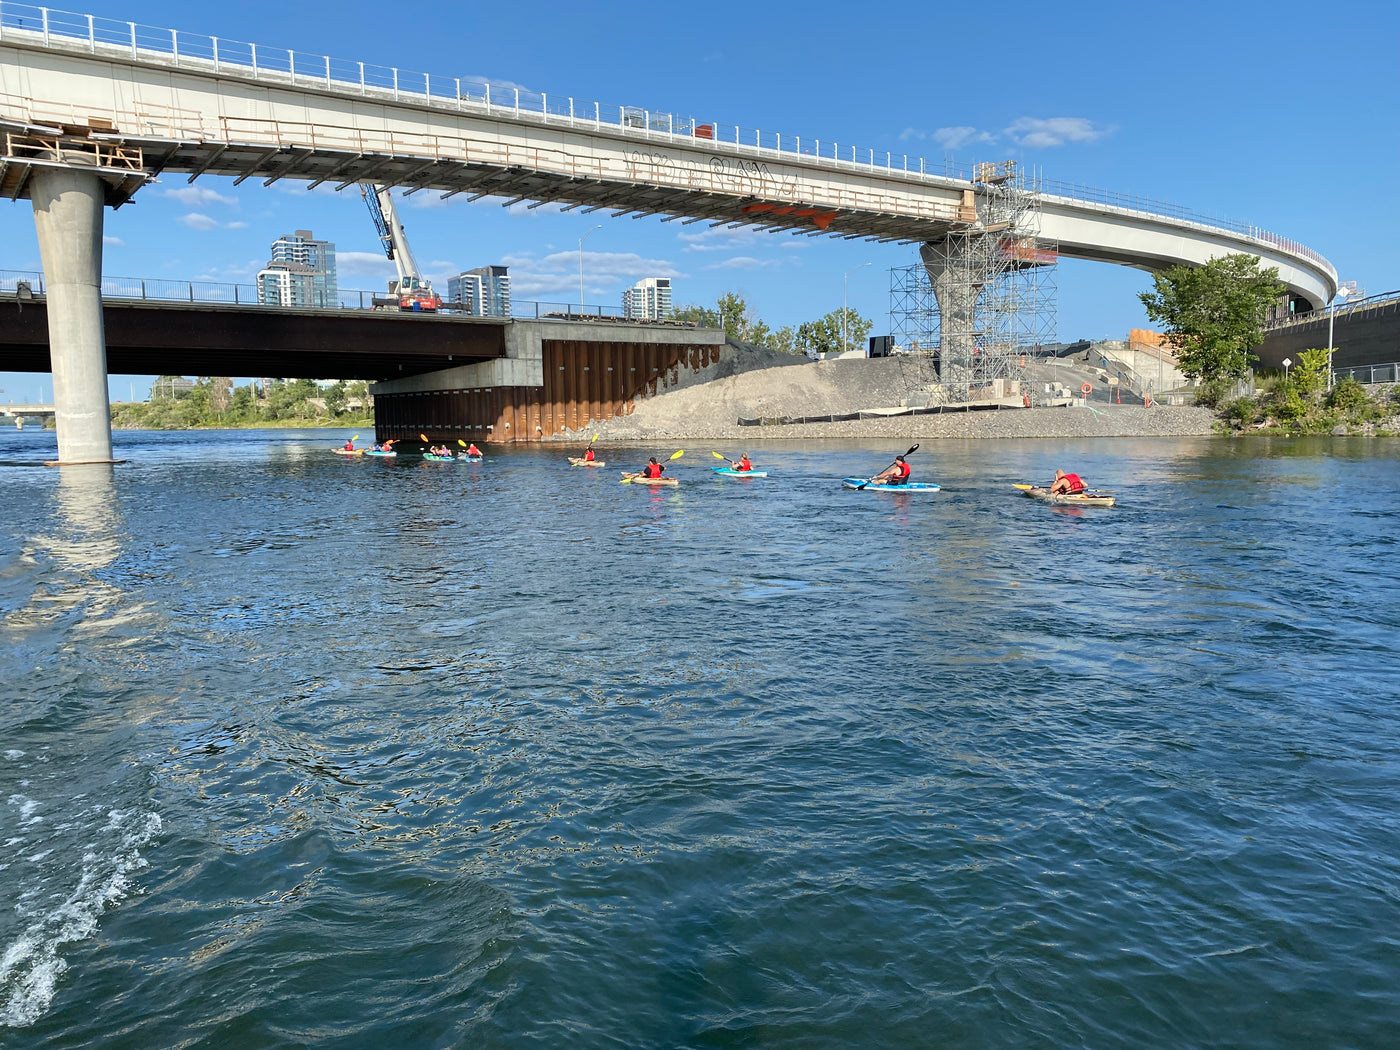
[445,265,511,317]
[256,229,338,308]
[622,277,672,320]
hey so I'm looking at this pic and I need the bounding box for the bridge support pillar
[31,168,114,464]
[920,239,984,388]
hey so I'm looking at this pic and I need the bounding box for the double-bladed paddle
[857,444,919,489]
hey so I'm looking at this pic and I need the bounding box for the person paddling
[640,456,665,480]
[343,438,355,451]
[466,442,482,458]
[730,452,753,473]
[871,454,912,486]
[1049,468,1086,495]
[583,445,596,463]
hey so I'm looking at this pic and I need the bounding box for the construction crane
[360,184,443,312]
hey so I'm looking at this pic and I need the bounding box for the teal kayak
[842,477,940,492]
[713,467,767,478]
[364,450,396,457]
[458,455,483,463]
[422,454,455,462]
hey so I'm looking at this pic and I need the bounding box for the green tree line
[674,291,872,357]
[111,376,374,429]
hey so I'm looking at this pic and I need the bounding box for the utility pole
[843,262,871,354]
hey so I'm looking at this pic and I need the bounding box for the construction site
[888,160,1060,405]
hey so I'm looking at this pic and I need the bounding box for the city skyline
[1,0,1394,401]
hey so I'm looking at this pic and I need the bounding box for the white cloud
[177,213,221,231]
[704,256,782,271]
[898,128,927,142]
[193,260,264,281]
[336,250,398,279]
[500,249,685,298]
[934,126,998,150]
[226,221,249,230]
[162,186,237,206]
[677,227,760,253]
[102,235,124,247]
[1003,117,1111,148]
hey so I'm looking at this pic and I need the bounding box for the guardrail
[1264,289,1400,331]
[1333,361,1400,386]
[0,267,680,322]
[0,1,1329,262]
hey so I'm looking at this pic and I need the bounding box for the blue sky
[2,0,1396,403]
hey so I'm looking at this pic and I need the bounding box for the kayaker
[583,446,596,463]
[466,443,482,457]
[640,457,665,480]
[343,439,355,451]
[871,455,912,486]
[1049,469,1087,495]
[731,453,753,473]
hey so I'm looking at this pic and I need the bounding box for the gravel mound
[567,350,1216,441]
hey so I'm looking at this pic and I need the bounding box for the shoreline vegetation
[106,375,373,431]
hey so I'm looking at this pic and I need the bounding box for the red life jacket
[1064,472,1085,493]
[738,458,751,472]
[468,445,481,455]
[584,448,595,461]
[643,463,662,478]
[895,461,912,480]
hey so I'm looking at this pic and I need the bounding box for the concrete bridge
[0,4,1337,462]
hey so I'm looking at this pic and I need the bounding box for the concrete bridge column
[920,240,984,388]
[31,168,114,464]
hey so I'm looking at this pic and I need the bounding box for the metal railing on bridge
[1333,361,1400,386]
[1264,289,1400,331]
[0,267,690,323]
[0,1,1322,259]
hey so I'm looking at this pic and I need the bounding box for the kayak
[842,477,940,492]
[621,473,679,486]
[713,467,768,478]
[364,450,396,457]
[569,457,606,467]
[422,454,455,462]
[332,448,363,457]
[458,455,483,463]
[1016,484,1115,507]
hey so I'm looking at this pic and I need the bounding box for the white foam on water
[3,752,23,761]
[0,809,162,1029]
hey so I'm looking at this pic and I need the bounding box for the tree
[1138,253,1285,381]
[324,381,348,416]
[791,308,872,357]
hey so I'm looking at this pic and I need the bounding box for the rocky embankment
[569,344,1217,442]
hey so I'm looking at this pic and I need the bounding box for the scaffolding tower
[889,161,1058,403]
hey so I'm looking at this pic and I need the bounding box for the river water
[1,427,1397,1048]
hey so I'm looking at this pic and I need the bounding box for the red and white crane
[360,183,443,312]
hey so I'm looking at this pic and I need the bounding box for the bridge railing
[0,267,677,322]
[1263,289,1400,331]
[0,2,1331,266]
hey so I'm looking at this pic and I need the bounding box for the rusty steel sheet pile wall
[375,340,723,443]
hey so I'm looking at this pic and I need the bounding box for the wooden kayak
[569,457,606,467]
[1015,484,1115,507]
[713,467,768,478]
[620,472,679,486]
[332,448,363,457]
[842,477,940,492]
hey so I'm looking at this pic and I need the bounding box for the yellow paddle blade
[458,439,467,447]
[670,449,685,460]
[419,433,429,442]
[592,433,599,442]
[351,435,358,441]
[711,451,725,459]
[1013,483,1033,490]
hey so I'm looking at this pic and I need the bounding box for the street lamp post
[1326,281,1358,389]
[579,224,603,314]
[843,262,871,354]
